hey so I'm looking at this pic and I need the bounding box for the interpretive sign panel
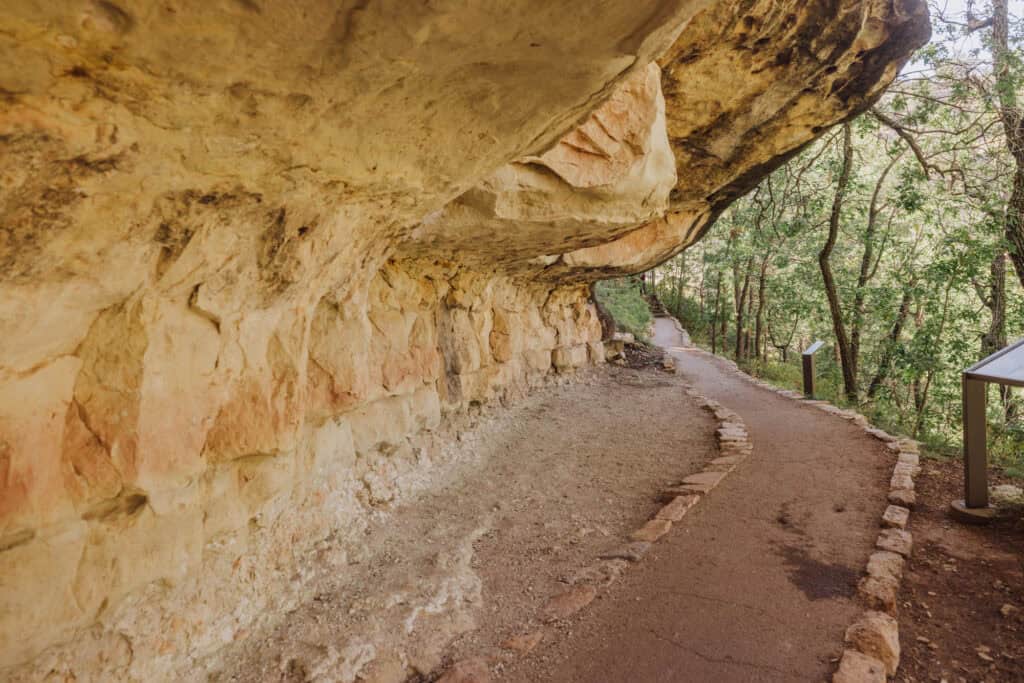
[965,337,1024,387]
[953,338,1024,522]
[803,340,825,356]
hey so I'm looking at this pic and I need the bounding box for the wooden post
[951,373,996,523]
[802,341,823,399]
[802,353,815,398]
[962,374,989,508]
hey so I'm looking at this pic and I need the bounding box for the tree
[819,124,859,401]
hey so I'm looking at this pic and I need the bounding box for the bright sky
[902,0,1024,74]
[933,0,982,54]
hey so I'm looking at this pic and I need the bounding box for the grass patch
[594,278,652,340]
[987,423,1024,479]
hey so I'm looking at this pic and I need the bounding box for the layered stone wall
[0,0,928,679]
[2,258,604,681]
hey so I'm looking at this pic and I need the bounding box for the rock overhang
[0,1,929,679]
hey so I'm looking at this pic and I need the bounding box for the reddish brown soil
[897,458,1024,682]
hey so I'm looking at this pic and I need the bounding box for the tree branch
[871,108,933,178]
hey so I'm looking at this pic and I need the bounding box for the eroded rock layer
[0,1,926,680]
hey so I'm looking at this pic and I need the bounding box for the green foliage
[987,419,1024,480]
[645,6,1024,479]
[594,278,652,340]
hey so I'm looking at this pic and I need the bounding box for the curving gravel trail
[508,318,895,682]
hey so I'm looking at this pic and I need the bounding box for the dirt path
[504,319,896,682]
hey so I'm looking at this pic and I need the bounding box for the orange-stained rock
[833,649,886,683]
[61,400,122,512]
[541,585,598,622]
[631,518,674,543]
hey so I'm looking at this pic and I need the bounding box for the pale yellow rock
[866,551,905,583]
[858,574,899,615]
[0,522,88,668]
[833,650,886,683]
[890,471,915,491]
[656,495,701,521]
[552,345,590,372]
[683,471,727,488]
[541,585,598,622]
[844,611,900,676]
[631,518,673,542]
[881,505,910,529]
[500,631,544,655]
[888,488,917,509]
[877,529,913,557]
[418,64,678,266]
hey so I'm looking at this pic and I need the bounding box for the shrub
[594,278,653,340]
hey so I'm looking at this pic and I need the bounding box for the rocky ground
[214,351,718,682]
[896,460,1024,682]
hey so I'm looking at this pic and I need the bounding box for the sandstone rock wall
[2,258,604,681]
[0,1,927,680]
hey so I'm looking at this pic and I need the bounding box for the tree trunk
[913,283,954,436]
[720,276,728,351]
[698,246,707,317]
[819,123,858,402]
[981,252,1011,417]
[744,278,755,359]
[674,253,685,309]
[982,252,1007,358]
[734,256,753,359]
[991,0,1024,291]
[851,154,899,379]
[754,255,769,361]
[711,272,722,353]
[867,286,913,399]
[732,258,741,357]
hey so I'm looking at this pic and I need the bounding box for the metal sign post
[950,337,1024,524]
[802,340,824,398]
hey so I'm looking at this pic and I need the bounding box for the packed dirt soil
[214,353,718,681]
[897,458,1024,682]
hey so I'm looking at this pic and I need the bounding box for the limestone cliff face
[0,1,926,680]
